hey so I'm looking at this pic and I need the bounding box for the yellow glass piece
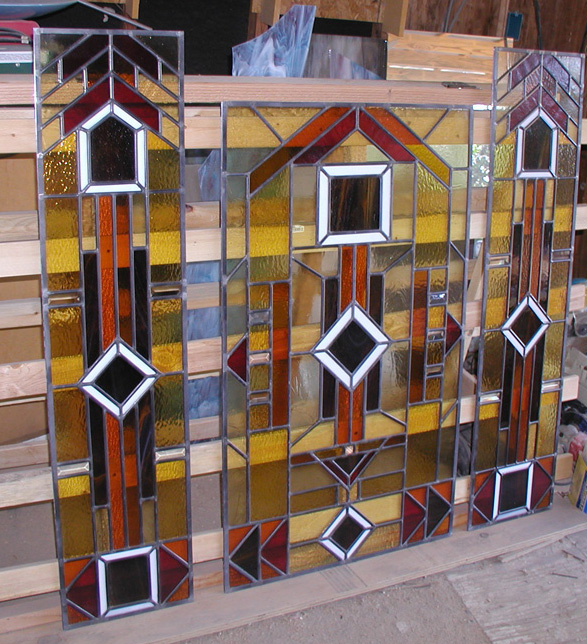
[156,460,186,539]
[429,268,446,292]
[43,133,77,195]
[226,264,246,352]
[249,324,269,351]
[485,267,509,329]
[255,106,321,140]
[553,179,574,249]
[537,392,559,457]
[361,473,403,498]
[44,198,80,289]
[450,170,468,243]
[95,507,110,553]
[227,446,247,525]
[41,105,60,125]
[227,372,246,439]
[543,322,564,380]
[142,499,156,543]
[148,132,180,190]
[476,403,499,471]
[250,284,270,310]
[42,119,61,151]
[490,180,514,254]
[548,261,570,321]
[391,107,447,139]
[54,388,87,462]
[149,193,181,267]
[48,306,83,385]
[132,194,147,247]
[40,68,58,98]
[291,420,335,453]
[379,342,409,421]
[323,131,386,164]
[415,166,448,268]
[407,402,440,434]
[481,331,504,392]
[355,493,402,524]
[356,524,400,557]
[151,298,182,372]
[160,71,179,97]
[161,115,180,148]
[425,110,470,168]
[291,488,337,514]
[557,131,576,177]
[250,168,289,255]
[442,406,457,428]
[250,364,269,391]
[138,73,177,117]
[526,423,538,460]
[544,180,555,222]
[154,375,184,447]
[289,543,337,573]
[289,507,339,543]
[407,144,450,185]
[57,475,93,559]
[427,341,443,365]
[493,132,515,179]
[428,306,445,329]
[426,378,441,400]
[405,429,438,487]
[227,107,281,148]
[250,431,287,520]
[363,446,404,477]
[45,74,83,107]
[364,413,405,440]
[250,404,270,430]
[392,164,415,240]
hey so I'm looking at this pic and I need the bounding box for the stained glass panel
[35,29,190,627]
[222,103,471,588]
[469,49,584,528]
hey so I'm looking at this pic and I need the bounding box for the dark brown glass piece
[511,305,542,345]
[329,176,380,233]
[96,356,144,404]
[105,555,150,608]
[329,321,376,372]
[499,468,529,512]
[523,118,552,171]
[90,118,136,182]
[330,515,363,552]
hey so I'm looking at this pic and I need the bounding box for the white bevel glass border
[79,103,147,194]
[514,108,558,178]
[97,546,158,617]
[80,342,157,416]
[502,294,550,357]
[314,304,390,389]
[320,506,373,560]
[317,163,392,245]
[492,462,534,520]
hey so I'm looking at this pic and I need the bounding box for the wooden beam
[381,0,410,36]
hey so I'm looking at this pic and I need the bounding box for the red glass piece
[167,579,190,602]
[402,493,425,543]
[434,515,451,537]
[229,565,252,588]
[62,34,109,80]
[106,413,125,550]
[113,35,159,78]
[67,604,90,624]
[112,79,159,130]
[164,538,189,563]
[227,337,247,382]
[273,283,290,428]
[261,562,281,580]
[510,52,541,88]
[473,472,495,520]
[229,525,254,552]
[543,54,570,91]
[509,89,540,129]
[408,524,425,544]
[337,384,350,444]
[351,382,365,442]
[64,557,91,587]
[63,78,110,135]
[294,112,355,164]
[445,313,461,354]
[409,270,427,404]
[261,522,287,573]
[433,480,453,502]
[426,488,450,536]
[159,546,188,602]
[359,110,415,162]
[531,462,552,509]
[260,520,281,543]
[542,91,568,130]
[472,508,489,526]
[66,561,98,617]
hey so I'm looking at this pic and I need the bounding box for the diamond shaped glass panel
[320,507,372,560]
[314,305,390,389]
[95,355,144,404]
[503,295,550,357]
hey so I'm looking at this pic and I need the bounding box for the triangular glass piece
[66,561,98,617]
[474,473,495,520]
[426,489,450,537]
[445,313,461,353]
[531,463,552,509]
[231,526,259,580]
[159,547,188,603]
[262,522,287,573]
[403,494,425,542]
[228,337,248,382]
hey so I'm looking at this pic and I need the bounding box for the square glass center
[106,554,151,609]
[330,175,380,233]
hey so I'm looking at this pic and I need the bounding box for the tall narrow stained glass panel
[469,49,584,527]
[222,104,472,587]
[35,29,191,627]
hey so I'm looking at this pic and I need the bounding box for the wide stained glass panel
[469,49,584,528]
[222,104,471,588]
[35,29,190,627]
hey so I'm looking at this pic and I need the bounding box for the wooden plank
[1,495,584,643]
[0,211,37,243]
[0,298,41,330]
[387,30,508,58]
[0,439,48,469]
[381,0,409,36]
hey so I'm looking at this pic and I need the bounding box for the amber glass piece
[250,430,287,521]
[337,385,351,444]
[537,392,558,456]
[151,298,182,372]
[415,166,449,267]
[43,133,77,195]
[45,197,80,291]
[250,284,270,310]
[484,267,509,329]
[340,246,354,309]
[250,404,270,430]
[157,460,187,539]
[58,476,93,559]
[155,375,184,447]
[105,413,125,550]
[405,429,438,487]
[48,306,83,385]
[54,388,88,462]
[148,132,180,190]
